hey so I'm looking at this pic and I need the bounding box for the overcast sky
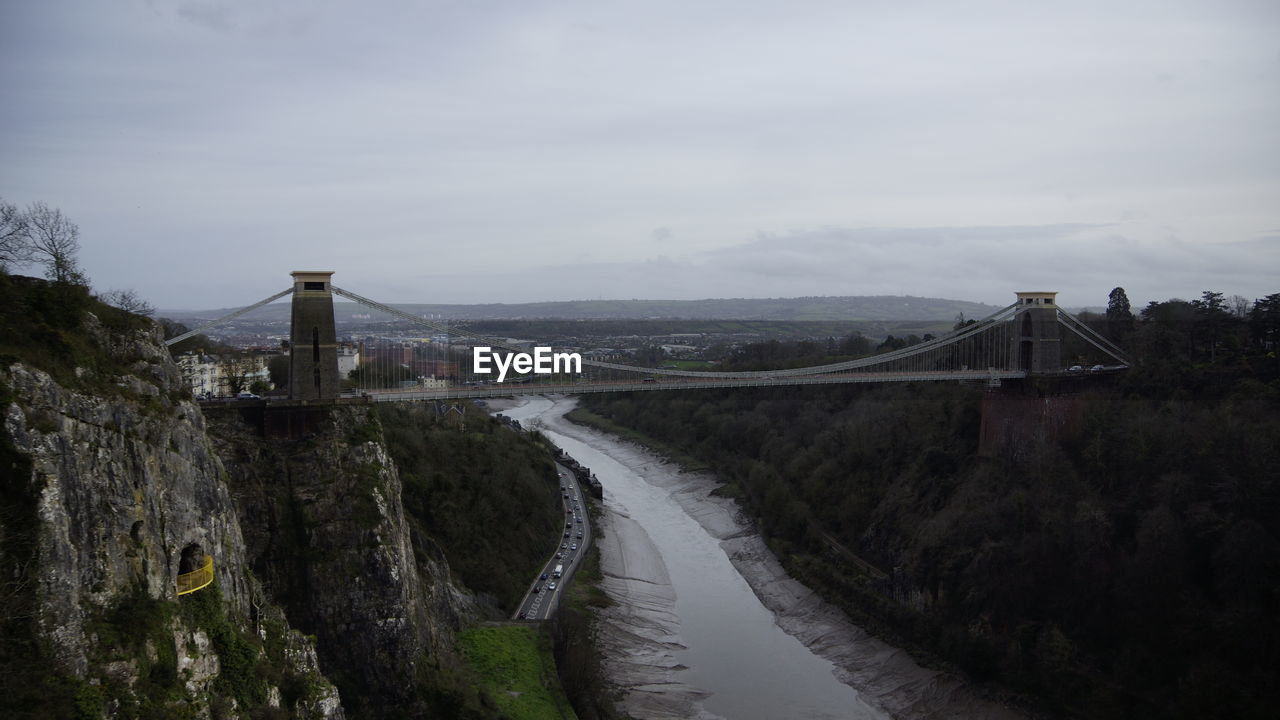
[2,0,1277,311]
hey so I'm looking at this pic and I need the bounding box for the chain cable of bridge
[333,286,1027,381]
[1055,309,1133,366]
[164,287,295,347]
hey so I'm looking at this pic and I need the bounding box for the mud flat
[593,509,714,719]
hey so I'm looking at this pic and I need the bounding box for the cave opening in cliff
[179,543,204,574]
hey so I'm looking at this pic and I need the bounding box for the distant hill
[162,295,1001,324]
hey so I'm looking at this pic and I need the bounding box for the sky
[2,0,1277,311]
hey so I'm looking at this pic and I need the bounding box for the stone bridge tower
[1012,291,1061,374]
[289,271,340,400]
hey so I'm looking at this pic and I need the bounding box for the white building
[337,344,360,378]
[177,352,275,397]
[177,354,222,397]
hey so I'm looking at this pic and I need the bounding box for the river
[497,395,1022,720]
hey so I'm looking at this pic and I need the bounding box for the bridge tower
[289,271,341,400]
[1012,291,1061,374]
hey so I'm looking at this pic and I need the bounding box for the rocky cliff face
[1,312,342,718]
[205,404,476,718]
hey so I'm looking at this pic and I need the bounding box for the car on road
[1068,365,1083,373]
[533,584,542,593]
[237,392,261,399]
[555,552,563,559]
[1090,364,1105,372]
[570,543,577,550]
[518,612,526,619]
[577,533,583,539]
[548,582,557,591]
[540,573,548,580]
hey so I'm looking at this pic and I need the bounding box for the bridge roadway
[356,369,1030,402]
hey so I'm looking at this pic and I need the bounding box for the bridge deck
[356,369,1028,402]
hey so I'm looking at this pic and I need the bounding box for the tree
[1106,287,1134,341]
[267,354,290,389]
[0,197,31,271]
[219,355,258,394]
[838,332,873,356]
[24,201,85,285]
[1249,293,1280,351]
[99,288,155,317]
[1191,291,1232,361]
[1228,295,1251,319]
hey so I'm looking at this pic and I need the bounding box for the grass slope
[459,625,578,720]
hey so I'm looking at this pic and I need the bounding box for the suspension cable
[334,285,1023,380]
[164,288,294,347]
[1056,310,1133,365]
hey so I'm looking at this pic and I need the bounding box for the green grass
[458,626,577,720]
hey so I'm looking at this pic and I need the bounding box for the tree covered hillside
[576,290,1280,719]
[375,403,564,612]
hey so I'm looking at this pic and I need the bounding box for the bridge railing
[176,555,214,596]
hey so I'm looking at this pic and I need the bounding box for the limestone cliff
[205,404,476,718]
[1,303,342,719]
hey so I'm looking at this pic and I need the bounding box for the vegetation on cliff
[375,402,563,612]
[577,290,1280,719]
[0,273,167,399]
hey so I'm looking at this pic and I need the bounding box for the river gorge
[498,395,1019,720]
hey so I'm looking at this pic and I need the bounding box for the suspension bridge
[167,271,1130,403]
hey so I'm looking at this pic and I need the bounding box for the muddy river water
[498,396,1020,720]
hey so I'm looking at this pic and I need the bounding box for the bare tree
[0,198,31,271]
[24,201,85,285]
[100,288,156,317]
[220,354,258,394]
[1228,294,1251,319]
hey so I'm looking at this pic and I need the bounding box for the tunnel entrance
[179,543,204,574]
[177,543,214,596]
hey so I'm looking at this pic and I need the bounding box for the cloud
[2,2,1277,309]
[318,222,1265,310]
[176,2,236,33]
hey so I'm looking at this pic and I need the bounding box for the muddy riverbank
[495,396,1022,720]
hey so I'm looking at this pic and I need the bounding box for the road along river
[497,396,1021,720]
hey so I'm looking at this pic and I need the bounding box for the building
[177,352,275,397]
[177,354,221,397]
[337,344,360,378]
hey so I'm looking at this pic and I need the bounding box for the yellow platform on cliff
[177,555,214,596]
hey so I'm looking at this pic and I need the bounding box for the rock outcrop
[206,404,475,717]
[1,312,342,718]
